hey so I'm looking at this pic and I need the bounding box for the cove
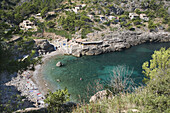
[42,42,170,102]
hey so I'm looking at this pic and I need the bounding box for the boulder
[56,62,63,67]
[85,50,95,56]
[89,90,113,103]
[94,49,103,55]
[114,43,126,50]
[72,51,81,57]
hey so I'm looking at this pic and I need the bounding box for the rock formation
[33,39,55,55]
[71,31,170,57]
[89,90,113,103]
[56,62,63,67]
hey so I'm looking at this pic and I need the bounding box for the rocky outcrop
[56,61,63,67]
[89,90,113,103]
[71,31,170,57]
[108,5,124,15]
[33,39,55,55]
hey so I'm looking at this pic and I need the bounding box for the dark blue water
[42,42,170,102]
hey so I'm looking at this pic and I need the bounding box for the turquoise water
[42,42,170,102]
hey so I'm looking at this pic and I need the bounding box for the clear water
[42,42,170,102]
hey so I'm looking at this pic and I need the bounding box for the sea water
[42,42,170,102]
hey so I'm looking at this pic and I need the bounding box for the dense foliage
[0,0,62,24]
[59,11,93,37]
[142,47,170,82]
[44,88,70,112]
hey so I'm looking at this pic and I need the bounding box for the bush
[133,19,142,25]
[103,21,110,26]
[93,27,101,31]
[46,21,56,28]
[99,25,106,29]
[136,25,141,28]
[104,66,134,95]
[142,47,170,82]
[148,20,157,29]
[135,9,142,15]
[94,18,100,22]
[81,27,93,38]
[44,88,70,112]
[128,26,135,31]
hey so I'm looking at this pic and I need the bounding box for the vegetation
[73,48,170,113]
[0,0,62,24]
[104,66,134,95]
[59,11,93,35]
[44,88,70,112]
[142,47,170,82]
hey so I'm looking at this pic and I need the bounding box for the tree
[135,9,141,15]
[46,21,56,28]
[104,65,134,95]
[44,88,70,112]
[142,48,170,82]
[14,13,23,24]
[68,0,71,4]
[41,7,48,17]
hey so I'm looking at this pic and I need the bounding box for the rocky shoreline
[0,50,64,111]
[70,31,170,57]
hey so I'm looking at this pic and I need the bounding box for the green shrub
[136,25,141,28]
[133,19,142,25]
[93,27,101,31]
[81,28,93,38]
[135,9,142,15]
[148,20,157,29]
[46,21,56,28]
[142,47,170,82]
[128,26,135,31]
[94,18,100,22]
[44,88,70,112]
[103,21,110,26]
[110,27,118,31]
[100,25,106,29]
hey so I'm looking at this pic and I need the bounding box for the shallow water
[42,42,170,102]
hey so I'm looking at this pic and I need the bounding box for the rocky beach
[0,49,64,111]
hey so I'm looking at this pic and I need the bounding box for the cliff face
[71,31,170,57]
